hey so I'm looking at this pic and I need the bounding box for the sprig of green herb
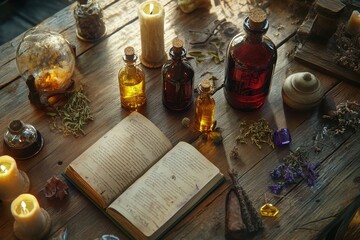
[47,86,93,137]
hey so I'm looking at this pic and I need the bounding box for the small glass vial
[74,0,106,42]
[118,46,146,110]
[162,38,194,111]
[223,8,277,110]
[194,80,215,133]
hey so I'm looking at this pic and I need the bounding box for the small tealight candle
[346,10,360,35]
[138,0,167,68]
[11,194,51,240]
[0,155,30,201]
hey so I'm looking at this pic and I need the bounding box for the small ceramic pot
[282,72,324,110]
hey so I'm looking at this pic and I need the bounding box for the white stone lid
[282,72,324,110]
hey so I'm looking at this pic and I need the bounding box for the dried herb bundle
[236,119,274,149]
[227,171,263,233]
[323,101,360,134]
[47,86,94,137]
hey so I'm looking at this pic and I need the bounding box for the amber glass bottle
[162,38,194,111]
[223,8,277,110]
[194,80,215,133]
[118,46,146,110]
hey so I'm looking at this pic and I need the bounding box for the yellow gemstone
[260,203,279,217]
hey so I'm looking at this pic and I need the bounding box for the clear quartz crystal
[4,120,37,149]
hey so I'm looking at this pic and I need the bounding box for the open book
[64,112,224,240]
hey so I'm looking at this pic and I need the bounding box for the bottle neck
[169,47,186,60]
[243,16,268,43]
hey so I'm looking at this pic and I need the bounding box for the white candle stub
[0,155,30,201]
[11,194,51,240]
[346,10,360,35]
[138,0,167,68]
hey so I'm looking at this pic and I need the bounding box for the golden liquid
[194,94,215,132]
[118,67,146,110]
[34,67,72,92]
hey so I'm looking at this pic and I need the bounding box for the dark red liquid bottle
[162,38,194,111]
[224,8,277,110]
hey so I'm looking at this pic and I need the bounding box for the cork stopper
[172,37,184,54]
[249,8,267,30]
[200,79,212,93]
[124,46,136,61]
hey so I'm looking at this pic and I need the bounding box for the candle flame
[149,3,154,14]
[21,201,29,215]
[0,165,7,173]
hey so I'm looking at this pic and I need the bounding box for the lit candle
[138,0,167,68]
[346,10,360,35]
[0,155,30,201]
[11,194,51,240]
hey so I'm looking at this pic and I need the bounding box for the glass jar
[162,38,194,111]
[118,46,147,110]
[74,0,106,42]
[3,120,43,159]
[223,8,277,110]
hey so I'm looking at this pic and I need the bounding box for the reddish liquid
[163,79,193,111]
[162,49,194,111]
[224,36,276,110]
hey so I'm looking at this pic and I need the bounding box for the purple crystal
[273,128,291,147]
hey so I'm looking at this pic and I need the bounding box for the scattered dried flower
[44,176,69,200]
[322,101,360,134]
[236,119,274,149]
[268,147,320,195]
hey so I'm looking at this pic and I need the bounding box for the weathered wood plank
[165,79,360,239]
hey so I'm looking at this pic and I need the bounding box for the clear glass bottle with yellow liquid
[194,79,215,133]
[118,46,146,110]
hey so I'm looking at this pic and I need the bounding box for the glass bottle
[74,0,106,42]
[162,38,194,111]
[223,8,277,110]
[194,79,215,133]
[4,120,37,149]
[118,46,146,110]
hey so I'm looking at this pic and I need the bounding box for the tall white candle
[138,0,167,68]
[346,10,360,35]
[11,194,51,240]
[0,155,30,201]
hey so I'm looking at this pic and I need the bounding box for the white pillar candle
[11,194,51,240]
[138,0,167,68]
[0,155,30,201]
[346,10,360,35]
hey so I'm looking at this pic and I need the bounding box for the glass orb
[16,28,75,92]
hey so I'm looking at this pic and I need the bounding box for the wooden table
[1,0,359,239]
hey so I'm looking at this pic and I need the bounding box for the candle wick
[21,201,29,215]
[0,165,7,173]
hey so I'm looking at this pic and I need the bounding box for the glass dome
[16,28,75,92]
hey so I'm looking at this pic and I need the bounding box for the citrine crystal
[260,203,279,217]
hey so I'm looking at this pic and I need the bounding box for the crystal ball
[16,28,75,92]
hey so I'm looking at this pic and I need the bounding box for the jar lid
[282,72,324,110]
